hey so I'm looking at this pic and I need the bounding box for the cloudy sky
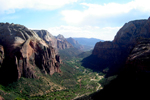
[0,0,150,40]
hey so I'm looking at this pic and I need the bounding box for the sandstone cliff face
[113,20,147,45]
[126,38,150,73]
[56,34,73,50]
[33,30,57,50]
[93,41,120,57]
[66,37,84,50]
[83,41,128,74]
[34,31,73,51]
[83,17,150,76]
[86,39,150,100]
[66,37,78,46]
[113,17,150,46]
[0,45,4,66]
[0,23,61,83]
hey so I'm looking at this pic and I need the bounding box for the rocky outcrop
[66,37,84,50]
[0,23,61,84]
[56,34,73,50]
[83,17,150,76]
[66,37,78,46]
[126,38,150,73]
[82,39,150,100]
[113,19,147,45]
[33,30,57,50]
[0,45,4,66]
[34,31,73,51]
[82,41,128,74]
[0,95,4,100]
[93,41,120,56]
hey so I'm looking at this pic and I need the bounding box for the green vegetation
[99,75,117,87]
[77,50,92,59]
[59,48,82,60]
[0,55,104,100]
[0,49,115,100]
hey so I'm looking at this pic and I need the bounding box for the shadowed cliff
[82,17,150,77]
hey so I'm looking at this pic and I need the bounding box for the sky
[0,0,150,40]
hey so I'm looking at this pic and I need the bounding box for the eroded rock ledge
[0,23,61,83]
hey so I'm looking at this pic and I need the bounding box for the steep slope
[0,23,61,84]
[80,38,150,100]
[34,31,73,51]
[33,30,57,50]
[59,48,82,60]
[82,17,150,76]
[66,37,84,50]
[126,38,150,74]
[56,34,73,50]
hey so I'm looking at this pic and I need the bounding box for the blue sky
[0,0,150,40]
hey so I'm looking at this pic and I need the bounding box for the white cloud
[48,25,120,40]
[0,0,78,14]
[61,0,150,25]
[61,10,84,24]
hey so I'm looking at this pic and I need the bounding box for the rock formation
[82,39,150,100]
[66,37,84,50]
[56,34,73,50]
[33,30,57,50]
[126,38,150,73]
[34,31,73,51]
[0,23,61,84]
[66,37,78,46]
[0,45,4,66]
[82,17,150,76]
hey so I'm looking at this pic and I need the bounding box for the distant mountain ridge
[66,37,84,51]
[56,34,73,50]
[34,30,73,51]
[34,30,103,51]
[67,37,103,51]
[73,38,104,46]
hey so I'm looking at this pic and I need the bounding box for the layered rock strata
[0,23,61,83]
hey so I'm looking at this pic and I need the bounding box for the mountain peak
[67,37,78,45]
[57,34,65,39]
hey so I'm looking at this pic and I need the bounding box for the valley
[0,55,105,100]
[1,17,150,100]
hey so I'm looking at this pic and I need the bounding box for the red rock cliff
[0,23,61,83]
[34,30,73,51]
[56,34,73,50]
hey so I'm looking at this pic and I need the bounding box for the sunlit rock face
[34,30,73,52]
[33,30,58,51]
[66,37,84,50]
[0,23,61,83]
[56,34,73,50]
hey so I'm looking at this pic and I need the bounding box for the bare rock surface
[83,17,150,76]
[0,23,61,84]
